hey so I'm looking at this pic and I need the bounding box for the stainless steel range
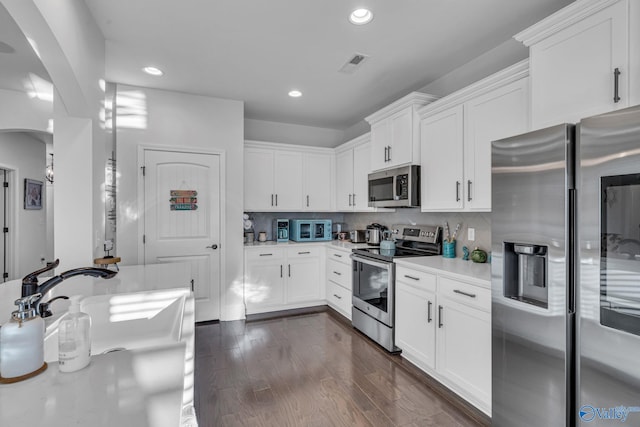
[351,224,442,352]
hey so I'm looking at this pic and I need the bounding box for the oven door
[351,254,394,327]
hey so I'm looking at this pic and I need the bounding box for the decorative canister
[443,240,456,258]
[471,247,488,263]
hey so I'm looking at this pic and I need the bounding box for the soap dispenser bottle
[58,295,91,372]
[0,293,46,380]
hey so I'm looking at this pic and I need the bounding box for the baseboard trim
[245,305,328,322]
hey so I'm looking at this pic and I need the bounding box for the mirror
[0,4,55,280]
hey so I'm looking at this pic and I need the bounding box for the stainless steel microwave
[368,165,420,208]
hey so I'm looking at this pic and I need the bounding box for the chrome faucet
[21,259,117,315]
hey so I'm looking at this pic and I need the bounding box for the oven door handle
[350,254,393,270]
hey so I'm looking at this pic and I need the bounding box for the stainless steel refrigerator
[491,105,640,427]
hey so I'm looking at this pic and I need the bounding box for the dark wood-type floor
[195,309,489,427]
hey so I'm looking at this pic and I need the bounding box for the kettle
[380,231,396,251]
[365,223,386,245]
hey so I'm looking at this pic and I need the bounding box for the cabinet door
[396,281,436,371]
[273,151,303,210]
[464,78,529,211]
[421,105,464,211]
[244,261,284,313]
[388,108,413,167]
[370,120,390,172]
[287,257,321,303]
[335,149,354,211]
[530,0,628,128]
[352,142,374,212]
[244,148,274,211]
[303,152,333,211]
[436,296,491,410]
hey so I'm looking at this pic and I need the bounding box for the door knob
[206,244,218,250]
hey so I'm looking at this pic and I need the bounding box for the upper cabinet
[335,133,375,212]
[244,141,334,212]
[420,61,530,212]
[515,0,640,129]
[365,92,438,172]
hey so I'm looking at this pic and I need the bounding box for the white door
[143,149,221,322]
[302,152,332,211]
[244,148,274,211]
[273,151,303,210]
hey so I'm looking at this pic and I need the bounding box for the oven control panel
[390,224,442,244]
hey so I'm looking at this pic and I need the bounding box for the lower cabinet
[395,265,491,415]
[325,246,353,319]
[244,246,324,314]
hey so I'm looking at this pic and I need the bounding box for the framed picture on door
[24,178,43,210]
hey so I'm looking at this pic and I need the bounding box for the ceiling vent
[339,53,370,74]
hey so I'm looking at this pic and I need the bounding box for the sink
[44,289,188,362]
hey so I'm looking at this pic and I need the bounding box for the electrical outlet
[468,227,475,241]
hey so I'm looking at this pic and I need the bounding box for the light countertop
[244,240,369,250]
[395,256,491,286]
[0,344,186,427]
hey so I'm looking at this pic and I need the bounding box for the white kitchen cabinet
[436,278,491,413]
[244,245,324,314]
[334,134,375,212]
[420,62,529,212]
[366,92,437,172]
[394,263,491,415]
[395,269,437,371]
[325,246,353,319]
[302,152,333,211]
[515,0,639,129]
[286,247,322,303]
[244,141,333,212]
[244,248,286,312]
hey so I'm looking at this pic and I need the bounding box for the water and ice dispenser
[503,242,548,308]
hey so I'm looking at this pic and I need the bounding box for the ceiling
[1,1,575,132]
[83,0,573,130]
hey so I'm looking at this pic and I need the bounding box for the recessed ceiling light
[349,8,373,25]
[288,90,302,98]
[143,66,164,76]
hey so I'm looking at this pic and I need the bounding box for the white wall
[0,131,46,277]
[0,88,52,132]
[115,84,245,321]
[245,118,344,148]
[3,0,107,271]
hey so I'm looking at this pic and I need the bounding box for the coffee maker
[274,219,289,242]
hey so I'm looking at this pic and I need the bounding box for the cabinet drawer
[396,266,437,293]
[327,281,351,316]
[287,246,321,259]
[439,276,490,312]
[326,247,351,264]
[245,247,285,261]
[327,259,352,290]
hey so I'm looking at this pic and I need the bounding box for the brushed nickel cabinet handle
[348,194,352,206]
[404,275,420,281]
[288,264,291,277]
[333,271,342,276]
[467,180,472,202]
[454,289,477,298]
[333,294,342,300]
[333,254,343,258]
[427,301,432,323]
[352,194,356,206]
[438,305,443,328]
[271,194,274,206]
[306,195,309,207]
[280,265,283,278]
[275,194,278,206]
[456,181,461,202]
[298,251,311,255]
[387,145,391,162]
[259,253,273,256]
